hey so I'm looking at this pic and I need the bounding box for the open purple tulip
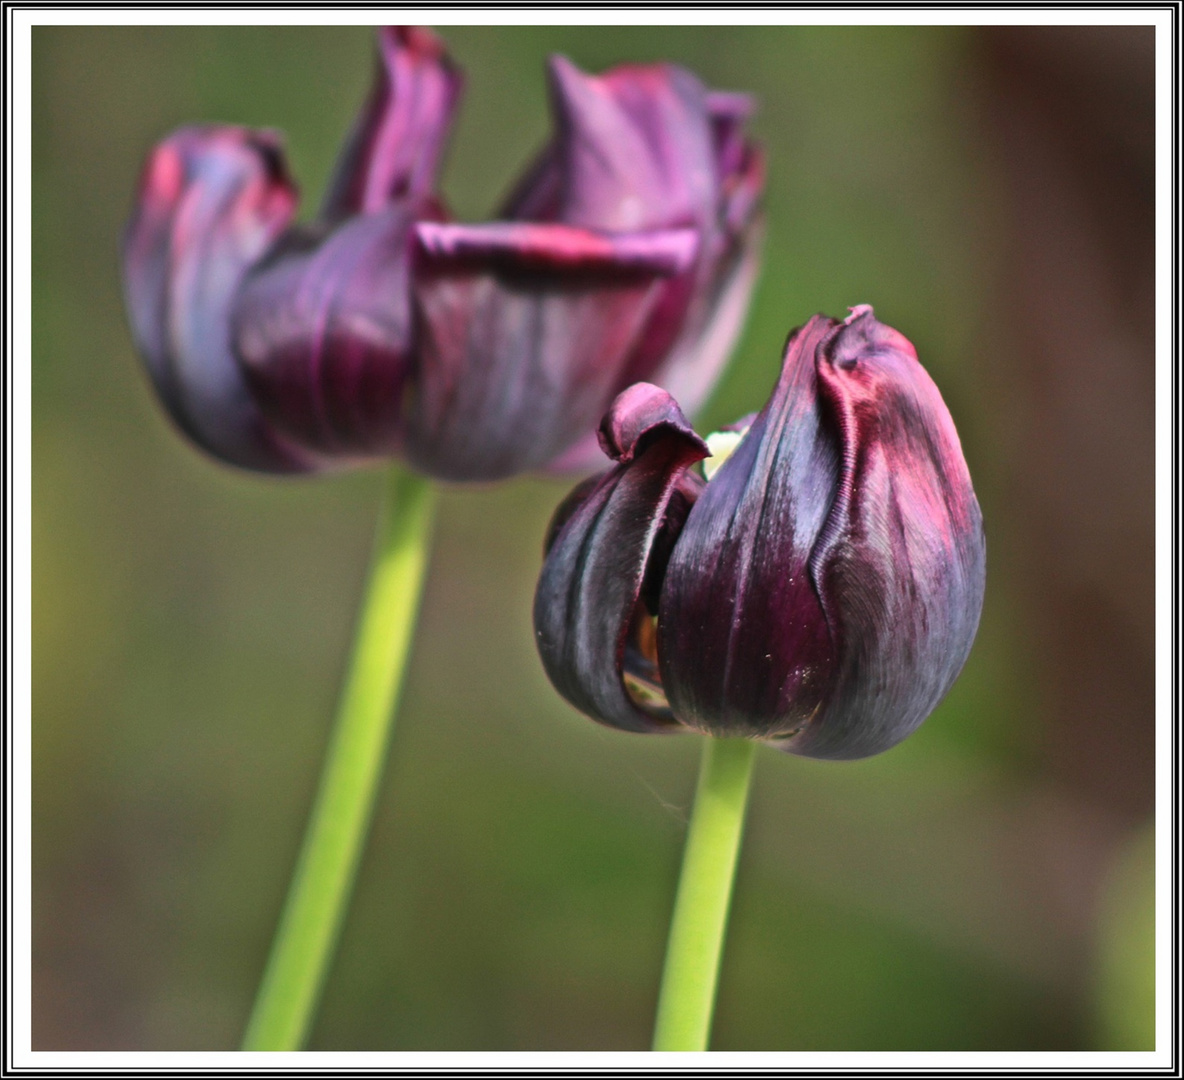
[121,28,763,482]
[534,307,986,760]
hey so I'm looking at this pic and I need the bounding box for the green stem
[652,736,757,1052]
[242,466,437,1051]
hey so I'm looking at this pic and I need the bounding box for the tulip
[534,306,986,760]
[122,28,763,482]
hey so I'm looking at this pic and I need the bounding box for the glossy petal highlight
[658,317,842,739]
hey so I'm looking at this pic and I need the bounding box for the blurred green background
[32,24,1156,1051]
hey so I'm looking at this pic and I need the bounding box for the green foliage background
[32,24,1150,1051]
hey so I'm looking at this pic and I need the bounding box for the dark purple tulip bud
[535,307,986,760]
[403,53,764,480]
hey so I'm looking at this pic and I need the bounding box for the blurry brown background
[32,23,1156,1050]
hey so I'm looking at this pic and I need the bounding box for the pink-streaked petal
[546,55,716,231]
[484,53,764,453]
[233,203,436,457]
[121,125,318,472]
[321,25,463,218]
[789,306,986,758]
[659,309,985,756]
[405,245,690,481]
[415,220,698,275]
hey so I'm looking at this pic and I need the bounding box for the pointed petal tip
[830,304,918,366]
[381,24,449,61]
[547,52,587,88]
[377,24,463,93]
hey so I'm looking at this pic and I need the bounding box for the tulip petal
[121,126,316,472]
[415,220,697,274]
[404,222,698,481]
[792,305,986,759]
[495,55,764,450]
[658,317,843,739]
[321,26,463,218]
[706,91,757,181]
[535,385,709,733]
[587,79,764,404]
[546,55,717,232]
[232,202,439,458]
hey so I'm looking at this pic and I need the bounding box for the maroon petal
[551,58,765,407]
[490,54,764,446]
[534,385,708,733]
[404,222,697,481]
[658,317,843,739]
[232,201,442,458]
[795,306,986,758]
[121,125,317,472]
[320,26,463,218]
[546,55,717,231]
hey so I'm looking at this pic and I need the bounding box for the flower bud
[534,307,986,759]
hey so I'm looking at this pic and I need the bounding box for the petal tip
[596,383,706,465]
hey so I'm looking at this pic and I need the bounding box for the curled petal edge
[414,221,698,276]
[534,385,708,734]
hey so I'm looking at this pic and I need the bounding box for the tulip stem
[652,736,756,1052]
[242,466,437,1051]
